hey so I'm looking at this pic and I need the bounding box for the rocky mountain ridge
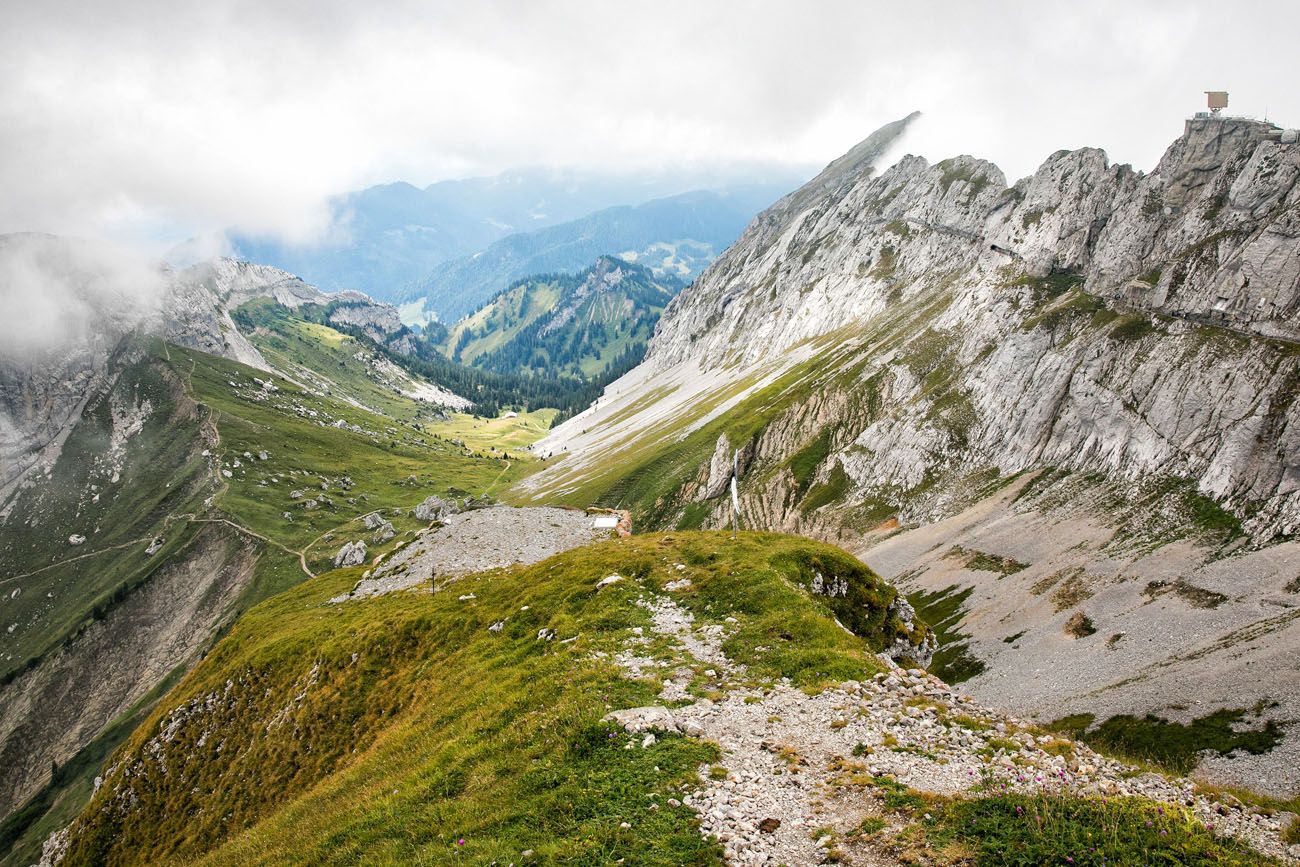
[648,115,1299,369]
[1,238,431,513]
[518,112,1300,797]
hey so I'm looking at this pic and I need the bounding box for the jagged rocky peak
[774,110,923,219]
[163,258,407,360]
[564,255,633,303]
[648,113,1298,372]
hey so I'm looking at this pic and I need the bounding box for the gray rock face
[649,116,1297,371]
[326,302,405,345]
[332,540,367,568]
[700,434,733,500]
[412,494,457,522]
[548,114,1300,540]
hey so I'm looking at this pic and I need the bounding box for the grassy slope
[0,351,210,683]
[53,530,1277,866]
[1,330,554,865]
[175,338,547,573]
[444,280,564,365]
[237,297,449,419]
[178,345,488,563]
[61,532,919,866]
[915,791,1272,866]
[0,664,187,867]
[434,408,559,453]
[441,263,671,380]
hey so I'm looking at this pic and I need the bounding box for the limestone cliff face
[632,115,1300,538]
[519,114,1300,797]
[651,116,1298,369]
[0,522,258,818]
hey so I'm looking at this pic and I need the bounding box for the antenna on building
[1205,91,1229,116]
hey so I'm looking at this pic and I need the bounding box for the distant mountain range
[396,184,787,324]
[227,167,807,305]
[439,256,681,381]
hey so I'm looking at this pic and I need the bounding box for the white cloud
[0,234,168,358]
[0,0,1295,249]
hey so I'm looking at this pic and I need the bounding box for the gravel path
[605,585,1300,865]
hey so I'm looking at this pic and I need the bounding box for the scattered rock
[338,507,612,602]
[602,706,680,734]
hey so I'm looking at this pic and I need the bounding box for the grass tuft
[923,793,1276,865]
[1050,710,1283,775]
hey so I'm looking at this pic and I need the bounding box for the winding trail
[1,538,156,585]
[6,345,526,587]
[482,459,512,496]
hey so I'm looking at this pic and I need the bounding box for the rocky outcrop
[412,494,465,522]
[326,301,405,345]
[332,540,367,568]
[700,434,734,500]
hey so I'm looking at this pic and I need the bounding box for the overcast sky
[1,0,1295,249]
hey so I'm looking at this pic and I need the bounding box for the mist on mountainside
[0,235,167,360]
